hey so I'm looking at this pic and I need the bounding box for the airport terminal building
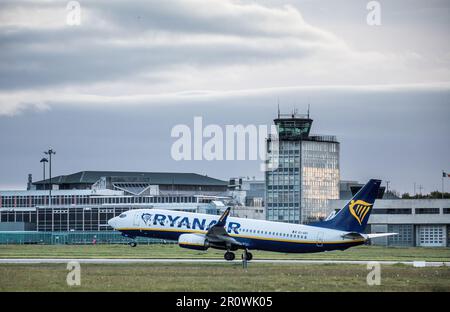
[325,182,450,247]
[228,178,265,220]
[326,198,450,247]
[0,171,230,243]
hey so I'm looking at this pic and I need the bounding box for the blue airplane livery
[108,179,396,261]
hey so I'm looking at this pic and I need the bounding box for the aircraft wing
[206,207,244,247]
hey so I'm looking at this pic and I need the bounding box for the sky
[0,0,449,194]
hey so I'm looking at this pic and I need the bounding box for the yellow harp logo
[349,200,372,225]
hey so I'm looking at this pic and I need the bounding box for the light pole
[418,185,424,196]
[40,158,48,181]
[44,148,56,206]
[442,171,445,200]
[384,180,391,199]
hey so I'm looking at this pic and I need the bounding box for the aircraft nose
[108,216,118,229]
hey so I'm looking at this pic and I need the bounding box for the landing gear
[224,251,235,261]
[128,241,137,247]
[241,251,253,261]
[241,249,252,268]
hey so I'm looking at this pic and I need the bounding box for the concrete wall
[231,206,265,220]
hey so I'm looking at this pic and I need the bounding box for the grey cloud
[88,0,319,39]
[0,29,314,90]
[1,0,448,115]
[0,0,337,91]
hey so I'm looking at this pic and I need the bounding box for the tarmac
[0,258,449,266]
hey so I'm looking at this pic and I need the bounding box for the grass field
[0,244,450,261]
[1,245,449,291]
[0,262,449,291]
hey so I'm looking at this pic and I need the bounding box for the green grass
[1,245,449,291]
[0,244,449,261]
[0,262,449,291]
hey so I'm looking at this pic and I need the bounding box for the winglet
[216,207,231,227]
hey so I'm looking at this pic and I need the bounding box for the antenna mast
[277,98,280,119]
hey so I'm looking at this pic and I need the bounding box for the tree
[401,191,450,199]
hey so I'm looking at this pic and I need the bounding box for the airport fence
[0,231,173,245]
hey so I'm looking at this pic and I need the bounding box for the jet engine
[178,233,209,250]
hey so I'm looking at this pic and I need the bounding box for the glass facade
[301,140,339,223]
[275,118,312,139]
[266,140,301,223]
[0,231,168,245]
[387,224,414,247]
[0,194,199,208]
[265,115,339,224]
[0,193,220,232]
[35,207,133,231]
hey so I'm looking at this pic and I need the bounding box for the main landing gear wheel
[224,251,235,261]
[244,252,253,261]
[241,251,253,261]
[129,242,137,247]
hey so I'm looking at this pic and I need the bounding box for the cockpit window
[119,213,127,218]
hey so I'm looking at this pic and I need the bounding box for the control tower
[274,109,313,140]
[265,109,340,224]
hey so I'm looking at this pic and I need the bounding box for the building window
[415,208,440,214]
[372,209,412,214]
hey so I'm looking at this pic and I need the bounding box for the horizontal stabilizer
[367,233,398,239]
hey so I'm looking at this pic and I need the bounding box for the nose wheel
[128,241,137,247]
[224,251,235,261]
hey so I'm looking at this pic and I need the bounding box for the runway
[0,258,449,266]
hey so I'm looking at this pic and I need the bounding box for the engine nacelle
[178,233,209,250]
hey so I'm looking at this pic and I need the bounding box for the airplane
[107,179,396,261]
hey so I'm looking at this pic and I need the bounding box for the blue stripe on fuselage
[119,229,364,253]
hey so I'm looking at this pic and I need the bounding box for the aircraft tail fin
[313,179,381,233]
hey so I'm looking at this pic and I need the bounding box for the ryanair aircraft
[108,179,396,261]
